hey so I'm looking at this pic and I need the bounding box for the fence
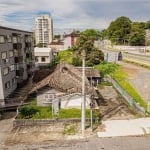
[106,77,145,116]
[13,118,98,128]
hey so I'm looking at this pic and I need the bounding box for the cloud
[0,0,150,33]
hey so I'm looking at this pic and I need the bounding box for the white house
[34,47,53,68]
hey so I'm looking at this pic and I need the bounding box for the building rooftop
[0,25,32,33]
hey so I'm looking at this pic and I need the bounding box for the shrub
[19,105,39,119]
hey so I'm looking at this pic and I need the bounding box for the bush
[19,105,39,119]
[94,62,119,78]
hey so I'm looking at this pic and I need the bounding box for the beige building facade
[35,14,53,47]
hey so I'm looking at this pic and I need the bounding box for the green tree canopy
[101,16,147,46]
[72,29,104,66]
[107,16,132,44]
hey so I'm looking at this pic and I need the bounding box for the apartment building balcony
[16,67,24,76]
[14,56,23,63]
[25,42,31,48]
[13,43,22,50]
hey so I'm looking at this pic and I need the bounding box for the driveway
[97,118,150,137]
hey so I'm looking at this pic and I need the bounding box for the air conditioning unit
[3,59,9,64]
[5,59,9,63]
[16,76,19,79]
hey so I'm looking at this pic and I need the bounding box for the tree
[145,21,150,29]
[72,29,104,66]
[107,16,132,45]
[129,22,145,46]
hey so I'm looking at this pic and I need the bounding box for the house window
[41,57,46,62]
[3,67,9,75]
[9,50,14,57]
[45,95,48,98]
[0,35,5,43]
[1,52,7,59]
[5,81,11,89]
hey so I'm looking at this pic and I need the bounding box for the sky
[0,0,150,34]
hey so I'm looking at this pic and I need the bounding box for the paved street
[119,62,150,102]
[1,136,150,150]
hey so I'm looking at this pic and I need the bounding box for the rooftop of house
[30,63,97,95]
[75,67,101,78]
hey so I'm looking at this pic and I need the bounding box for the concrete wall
[0,26,34,104]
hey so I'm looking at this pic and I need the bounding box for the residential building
[63,30,77,49]
[30,63,101,108]
[0,26,34,106]
[35,14,53,47]
[34,47,53,68]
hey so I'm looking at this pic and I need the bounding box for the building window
[12,36,18,43]
[5,81,11,89]
[12,78,16,85]
[9,65,15,71]
[41,57,46,62]
[1,52,7,59]
[35,56,38,62]
[0,35,5,43]
[3,67,9,75]
[9,50,14,57]
[7,35,12,43]
[17,36,21,43]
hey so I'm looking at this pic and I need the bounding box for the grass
[63,123,78,135]
[111,68,147,109]
[17,98,99,119]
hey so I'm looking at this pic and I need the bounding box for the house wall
[64,37,77,50]
[34,47,53,67]
[60,93,91,109]
[37,88,91,109]
[37,88,61,106]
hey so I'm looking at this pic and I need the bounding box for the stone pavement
[97,118,150,138]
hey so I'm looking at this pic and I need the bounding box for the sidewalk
[97,118,150,138]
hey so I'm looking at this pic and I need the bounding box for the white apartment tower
[35,14,53,47]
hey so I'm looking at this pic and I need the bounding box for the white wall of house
[34,47,53,67]
[37,88,63,106]
[60,93,91,109]
[63,36,77,50]
[37,88,91,109]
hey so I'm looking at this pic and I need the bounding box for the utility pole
[81,50,86,136]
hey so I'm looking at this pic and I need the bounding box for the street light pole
[81,50,86,136]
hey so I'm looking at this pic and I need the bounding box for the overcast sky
[0,0,150,34]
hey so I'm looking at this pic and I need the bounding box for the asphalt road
[119,62,150,102]
[1,136,150,150]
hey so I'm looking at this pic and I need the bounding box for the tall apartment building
[35,14,53,47]
[0,26,34,106]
